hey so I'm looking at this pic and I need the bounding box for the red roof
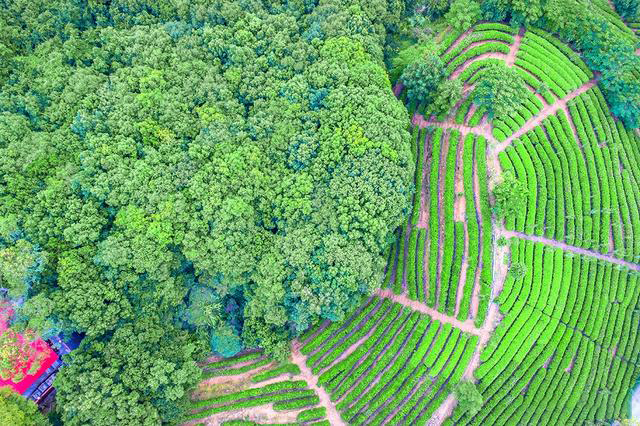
[0,304,58,394]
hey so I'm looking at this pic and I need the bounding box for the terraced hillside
[382,128,493,327]
[186,22,640,426]
[299,297,477,425]
[184,351,333,425]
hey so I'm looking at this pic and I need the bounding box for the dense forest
[1,1,413,424]
[1,0,639,425]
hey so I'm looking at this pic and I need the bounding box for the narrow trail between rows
[453,140,470,318]
[290,347,345,426]
[500,229,640,270]
[495,79,598,152]
[469,142,484,319]
[376,289,487,338]
[505,28,524,66]
[436,132,450,309]
[412,113,497,145]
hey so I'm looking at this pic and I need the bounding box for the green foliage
[204,352,262,370]
[186,381,315,421]
[0,330,43,382]
[400,51,446,103]
[251,363,300,383]
[454,381,483,416]
[492,171,528,219]
[54,318,204,426]
[446,0,482,31]
[0,0,413,394]
[388,42,434,83]
[202,358,271,379]
[479,0,640,127]
[297,407,327,422]
[420,0,452,18]
[613,0,640,20]
[273,395,319,410]
[509,262,527,281]
[472,63,528,119]
[432,79,464,115]
[0,240,43,299]
[0,387,49,426]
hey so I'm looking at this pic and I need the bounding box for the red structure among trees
[0,304,57,394]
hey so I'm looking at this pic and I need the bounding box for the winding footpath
[290,347,345,426]
[500,229,640,271]
[505,28,524,67]
[494,78,598,152]
[376,289,487,338]
[394,28,623,425]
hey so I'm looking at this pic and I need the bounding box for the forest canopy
[0,0,412,423]
[3,0,640,424]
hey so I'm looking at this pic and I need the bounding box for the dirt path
[495,79,598,153]
[505,28,524,67]
[500,229,640,270]
[197,361,276,388]
[412,113,498,146]
[469,141,483,319]
[393,82,404,97]
[183,405,301,426]
[435,131,451,309]
[454,140,469,318]
[376,289,485,337]
[429,394,457,425]
[291,346,346,426]
[418,131,431,229]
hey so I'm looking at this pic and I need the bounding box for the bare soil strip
[402,221,412,292]
[454,140,469,317]
[505,27,524,67]
[376,289,483,336]
[495,79,598,153]
[429,394,457,425]
[470,139,483,320]
[418,131,431,229]
[291,347,346,426]
[393,82,404,96]
[183,406,300,426]
[500,229,640,270]
[436,131,451,309]
[412,113,498,146]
